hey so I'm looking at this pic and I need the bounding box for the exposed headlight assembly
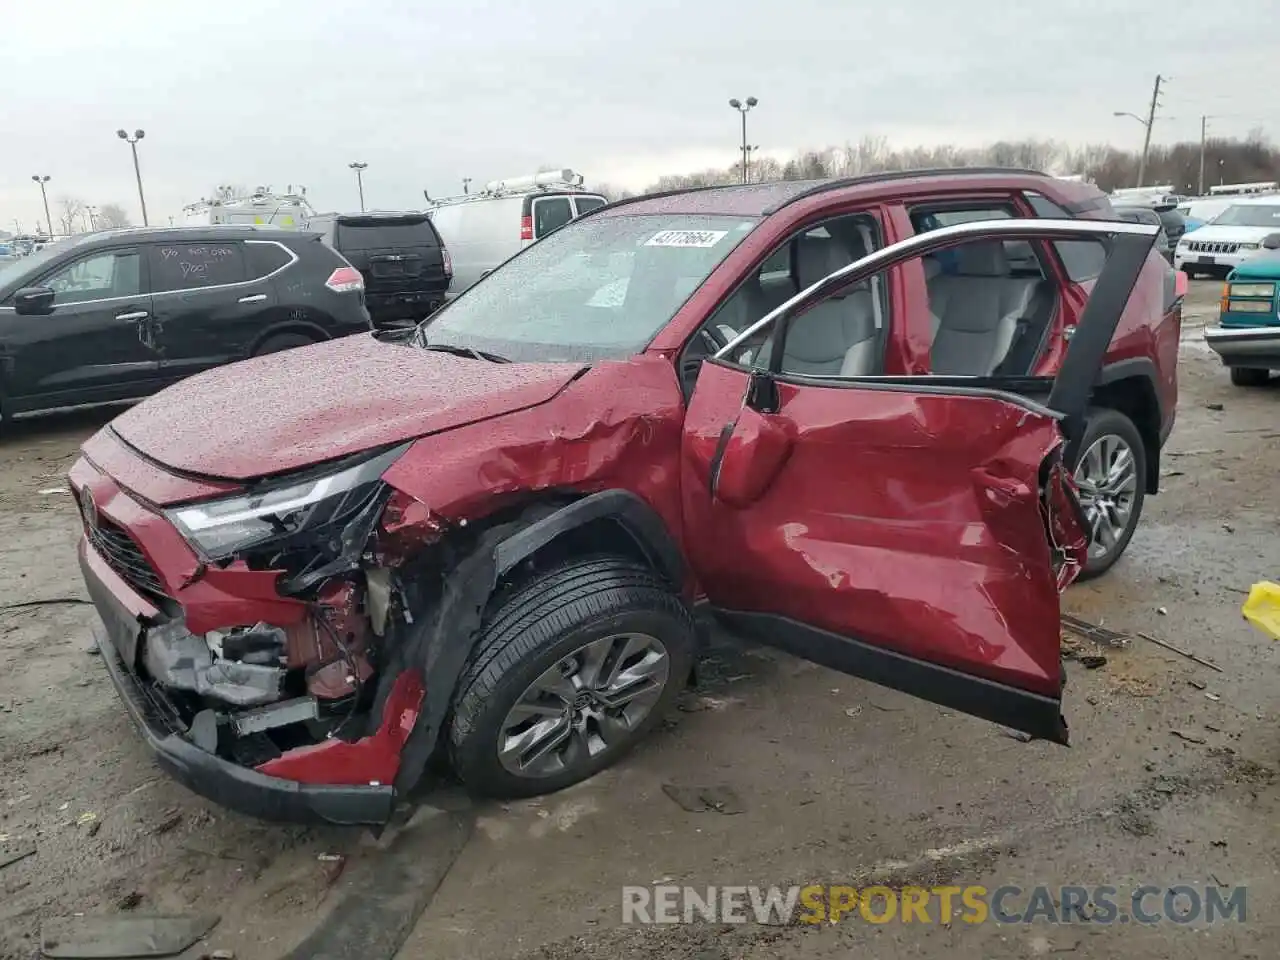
[167,444,410,574]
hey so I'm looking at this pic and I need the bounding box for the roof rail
[763,166,1048,214]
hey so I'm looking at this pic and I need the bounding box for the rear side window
[533,197,574,237]
[1025,192,1106,283]
[244,241,293,279]
[149,241,247,291]
[574,196,606,216]
[336,218,438,250]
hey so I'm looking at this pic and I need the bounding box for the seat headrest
[954,242,1010,277]
[795,235,853,290]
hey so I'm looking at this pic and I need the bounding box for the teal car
[1204,234,1280,386]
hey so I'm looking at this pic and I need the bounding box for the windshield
[417,213,758,362]
[1212,204,1280,228]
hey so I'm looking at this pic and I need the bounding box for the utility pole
[1136,74,1164,188]
[462,177,472,195]
[1197,114,1213,196]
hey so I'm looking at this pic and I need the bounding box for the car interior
[679,205,1062,395]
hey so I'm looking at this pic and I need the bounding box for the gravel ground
[2,280,1277,960]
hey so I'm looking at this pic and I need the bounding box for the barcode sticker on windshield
[645,230,729,248]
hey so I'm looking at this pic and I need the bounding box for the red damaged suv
[70,170,1183,824]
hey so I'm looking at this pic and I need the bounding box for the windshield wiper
[418,341,511,363]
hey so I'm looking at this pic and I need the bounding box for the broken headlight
[166,444,409,561]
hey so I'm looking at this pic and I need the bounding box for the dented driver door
[679,217,1158,743]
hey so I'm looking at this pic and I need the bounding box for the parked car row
[63,168,1184,824]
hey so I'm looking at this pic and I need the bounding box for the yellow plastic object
[1242,581,1280,640]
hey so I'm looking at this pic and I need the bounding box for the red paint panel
[108,334,587,480]
[382,356,688,551]
[682,361,1070,696]
[713,405,795,508]
[255,670,424,786]
[81,429,241,506]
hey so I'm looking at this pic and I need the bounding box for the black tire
[253,333,315,356]
[1071,408,1147,581]
[448,555,694,799]
[1229,367,1270,387]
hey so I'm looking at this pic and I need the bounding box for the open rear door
[680,218,1159,743]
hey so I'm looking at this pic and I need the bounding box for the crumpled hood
[109,334,586,481]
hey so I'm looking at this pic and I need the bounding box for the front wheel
[1229,367,1270,387]
[448,555,695,799]
[1071,408,1147,581]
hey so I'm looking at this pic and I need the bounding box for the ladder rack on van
[425,169,589,208]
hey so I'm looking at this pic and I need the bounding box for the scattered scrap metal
[1061,614,1223,672]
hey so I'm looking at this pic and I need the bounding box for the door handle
[115,311,149,321]
[238,294,267,304]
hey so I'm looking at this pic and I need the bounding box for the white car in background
[1174,196,1280,278]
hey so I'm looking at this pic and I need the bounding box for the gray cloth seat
[779,235,879,377]
[925,244,1040,376]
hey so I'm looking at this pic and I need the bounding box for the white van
[426,170,606,296]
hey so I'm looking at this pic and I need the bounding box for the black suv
[304,212,451,330]
[0,226,370,423]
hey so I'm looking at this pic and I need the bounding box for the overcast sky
[2,0,1276,231]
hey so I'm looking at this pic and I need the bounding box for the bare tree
[641,134,1280,195]
[57,197,86,236]
[96,203,132,229]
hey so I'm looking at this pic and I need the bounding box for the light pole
[116,129,149,225]
[31,176,53,237]
[728,97,758,185]
[349,162,368,211]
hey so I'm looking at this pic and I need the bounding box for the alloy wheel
[497,633,671,779]
[1073,433,1139,561]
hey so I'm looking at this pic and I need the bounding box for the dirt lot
[2,280,1277,960]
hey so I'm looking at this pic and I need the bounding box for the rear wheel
[448,555,694,799]
[1071,408,1147,581]
[1229,367,1270,387]
[253,333,316,356]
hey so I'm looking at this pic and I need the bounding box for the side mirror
[13,286,55,315]
[1262,234,1280,251]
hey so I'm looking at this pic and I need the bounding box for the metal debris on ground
[0,597,93,613]
[1060,614,1131,648]
[1170,730,1207,745]
[1187,679,1207,690]
[1136,631,1223,672]
[40,914,220,959]
[1001,730,1034,743]
[844,706,863,718]
[1157,607,1168,616]
[152,810,183,836]
[1,841,37,871]
[661,784,744,815]
[1079,656,1108,670]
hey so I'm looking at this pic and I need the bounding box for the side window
[149,242,247,292]
[1024,192,1107,283]
[910,203,1061,377]
[573,196,606,216]
[705,214,886,379]
[533,197,574,238]
[244,241,293,279]
[44,250,140,303]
